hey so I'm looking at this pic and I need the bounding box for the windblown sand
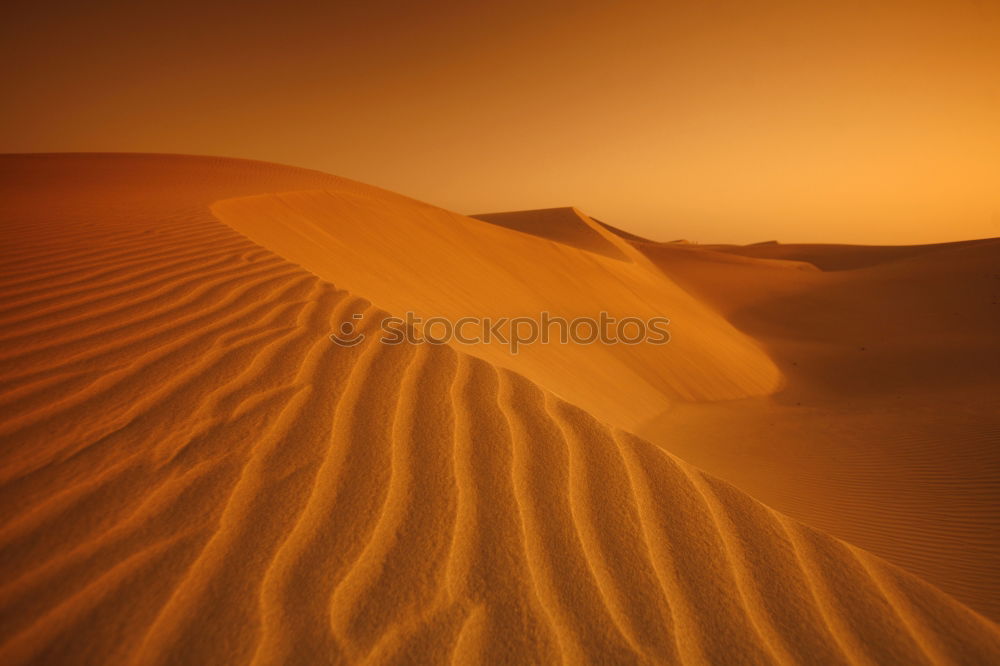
[0,154,997,664]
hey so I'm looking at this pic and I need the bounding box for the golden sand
[1,154,997,664]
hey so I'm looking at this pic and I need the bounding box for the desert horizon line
[6,150,998,248]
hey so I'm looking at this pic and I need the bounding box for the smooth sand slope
[0,154,998,664]
[211,191,781,431]
[632,237,1000,621]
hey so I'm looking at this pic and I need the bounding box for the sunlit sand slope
[636,237,1000,621]
[212,191,781,431]
[1,155,998,665]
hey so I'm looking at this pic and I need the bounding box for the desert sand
[1,153,998,664]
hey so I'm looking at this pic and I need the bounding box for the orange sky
[2,0,998,244]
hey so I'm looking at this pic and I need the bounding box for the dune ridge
[702,238,1000,271]
[470,207,635,261]
[1,154,998,664]
[211,188,781,431]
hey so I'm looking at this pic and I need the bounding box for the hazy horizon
[3,0,998,244]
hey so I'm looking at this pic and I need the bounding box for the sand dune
[702,238,999,271]
[470,207,632,260]
[634,235,1000,621]
[1,154,998,664]
[212,188,780,430]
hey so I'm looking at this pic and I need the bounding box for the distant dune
[470,207,633,260]
[1,154,998,664]
[633,232,1000,621]
[704,238,1000,271]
